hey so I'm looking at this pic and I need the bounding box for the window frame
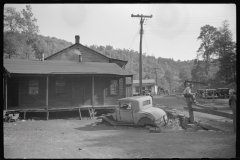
[56,79,65,94]
[109,79,119,96]
[29,80,39,95]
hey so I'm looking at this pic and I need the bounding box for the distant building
[133,79,158,95]
[184,80,206,93]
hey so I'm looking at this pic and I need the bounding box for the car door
[119,102,134,123]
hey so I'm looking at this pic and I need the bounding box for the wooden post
[92,75,94,107]
[103,81,105,105]
[232,99,236,132]
[123,77,126,97]
[4,75,7,111]
[24,111,26,120]
[79,108,82,120]
[212,94,215,103]
[46,76,49,120]
[186,98,194,123]
[131,76,133,96]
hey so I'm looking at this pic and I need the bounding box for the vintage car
[216,88,230,99]
[202,89,218,99]
[196,89,205,98]
[98,96,168,127]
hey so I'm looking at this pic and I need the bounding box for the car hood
[140,107,167,120]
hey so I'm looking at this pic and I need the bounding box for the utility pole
[131,14,152,95]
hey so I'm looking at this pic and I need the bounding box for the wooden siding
[46,44,109,63]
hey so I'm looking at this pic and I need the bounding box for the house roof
[133,79,156,86]
[45,43,128,65]
[3,59,133,76]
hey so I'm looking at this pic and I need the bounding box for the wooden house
[3,35,133,119]
[132,79,158,95]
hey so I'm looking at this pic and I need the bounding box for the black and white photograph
[3,3,236,158]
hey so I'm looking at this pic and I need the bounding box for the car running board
[97,116,137,127]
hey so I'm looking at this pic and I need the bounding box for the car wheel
[138,117,155,127]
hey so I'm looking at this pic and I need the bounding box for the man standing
[183,83,197,123]
[183,83,197,103]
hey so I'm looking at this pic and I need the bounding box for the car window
[143,100,151,106]
[120,102,131,110]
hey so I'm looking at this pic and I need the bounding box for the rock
[149,127,161,133]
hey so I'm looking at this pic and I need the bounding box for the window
[56,79,65,94]
[29,80,39,95]
[120,102,131,110]
[109,80,118,95]
[136,86,139,92]
[148,86,151,90]
[143,100,151,106]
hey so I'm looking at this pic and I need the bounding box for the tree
[32,38,47,60]
[4,5,39,59]
[197,25,218,75]
[164,68,175,91]
[214,21,236,84]
[179,66,192,83]
[4,7,24,33]
[21,5,39,35]
[191,62,208,82]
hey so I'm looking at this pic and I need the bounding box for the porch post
[103,81,105,105]
[131,76,133,96]
[123,77,126,97]
[46,76,49,120]
[4,75,7,111]
[92,75,94,107]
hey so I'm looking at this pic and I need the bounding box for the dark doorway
[7,78,19,107]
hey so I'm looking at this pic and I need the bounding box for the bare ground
[4,95,236,158]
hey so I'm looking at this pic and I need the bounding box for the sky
[5,3,236,61]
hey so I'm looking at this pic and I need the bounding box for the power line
[126,31,139,51]
[109,32,138,46]
[143,34,149,56]
[144,16,236,22]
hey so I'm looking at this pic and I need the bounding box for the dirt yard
[4,95,236,158]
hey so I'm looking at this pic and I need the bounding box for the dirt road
[4,95,236,158]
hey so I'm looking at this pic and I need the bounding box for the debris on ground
[149,127,161,133]
[3,111,20,123]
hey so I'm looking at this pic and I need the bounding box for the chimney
[75,35,80,44]
[41,53,44,61]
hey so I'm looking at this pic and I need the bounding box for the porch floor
[5,105,118,112]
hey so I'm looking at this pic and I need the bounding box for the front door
[72,81,84,106]
[8,78,19,107]
[119,102,134,123]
